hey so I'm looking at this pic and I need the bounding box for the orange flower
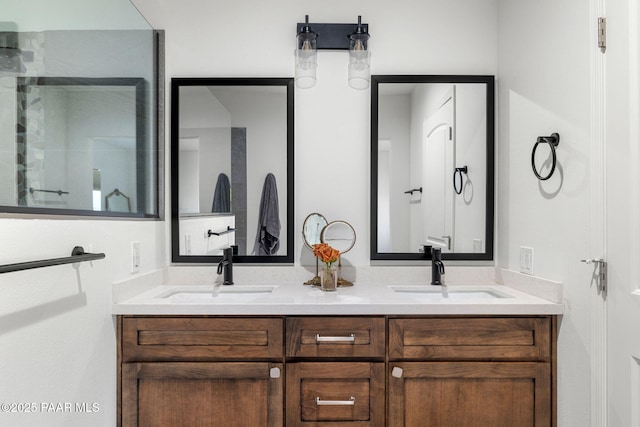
[312,243,340,267]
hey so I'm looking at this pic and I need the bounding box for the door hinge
[598,17,606,50]
[581,258,607,293]
[449,126,453,140]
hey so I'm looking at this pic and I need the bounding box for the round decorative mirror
[320,220,356,254]
[302,213,328,286]
[321,220,356,288]
[302,212,328,249]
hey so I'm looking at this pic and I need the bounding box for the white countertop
[112,267,564,316]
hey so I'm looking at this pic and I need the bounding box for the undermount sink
[158,285,276,303]
[389,285,510,300]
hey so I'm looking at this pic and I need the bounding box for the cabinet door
[286,362,385,427]
[388,362,551,427]
[122,362,283,427]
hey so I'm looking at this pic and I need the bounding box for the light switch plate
[519,246,534,275]
[131,241,140,273]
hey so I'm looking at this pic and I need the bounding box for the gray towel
[212,173,231,213]
[254,173,280,255]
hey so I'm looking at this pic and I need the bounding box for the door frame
[590,0,607,425]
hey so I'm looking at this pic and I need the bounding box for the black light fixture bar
[296,22,368,50]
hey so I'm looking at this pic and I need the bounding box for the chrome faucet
[217,247,234,286]
[431,247,445,286]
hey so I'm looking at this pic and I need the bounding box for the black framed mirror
[370,75,494,261]
[171,77,294,264]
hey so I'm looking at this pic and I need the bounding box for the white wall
[0,220,165,426]
[3,0,502,426]
[0,3,162,427]
[133,0,498,266]
[497,0,592,426]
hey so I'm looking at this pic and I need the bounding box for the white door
[423,90,455,251]
[604,1,640,425]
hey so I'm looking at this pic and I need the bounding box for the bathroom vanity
[114,271,561,427]
[118,314,554,427]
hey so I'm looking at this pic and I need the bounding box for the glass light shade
[348,49,370,90]
[295,46,317,89]
[296,16,318,89]
[348,18,370,90]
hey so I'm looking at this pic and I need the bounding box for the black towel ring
[531,133,560,180]
[453,166,468,195]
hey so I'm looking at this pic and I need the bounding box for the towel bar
[207,226,236,237]
[0,246,105,274]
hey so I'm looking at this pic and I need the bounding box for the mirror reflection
[105,188,131,213]
[0,25,160,218]
[302,212,328,249]
[371,75,494,261]
[302,212,328,286]
[322,220,356,287]
[171,78,294,264]
[0,77,156,216]
[321,220,356,254]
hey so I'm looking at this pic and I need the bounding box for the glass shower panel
[0,0,160,217]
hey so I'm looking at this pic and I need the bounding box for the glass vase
[321,265,338,292]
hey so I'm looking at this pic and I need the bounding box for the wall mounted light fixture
[295,15,370,90]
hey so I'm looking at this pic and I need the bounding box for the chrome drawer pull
[315,333,355,343]
[315,396,356,406]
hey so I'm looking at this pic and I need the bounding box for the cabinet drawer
[122,317,283,362]
[286,362,385,427]
[389,317,551,361]
[286,317,385,358]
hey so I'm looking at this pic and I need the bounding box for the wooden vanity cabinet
[119,316,284,427]
[118,315,556,427]
[285,317,386,427]
[387,316,556,427]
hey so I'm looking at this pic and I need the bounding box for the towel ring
[453,166,468,195]
[531,133,560,181]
